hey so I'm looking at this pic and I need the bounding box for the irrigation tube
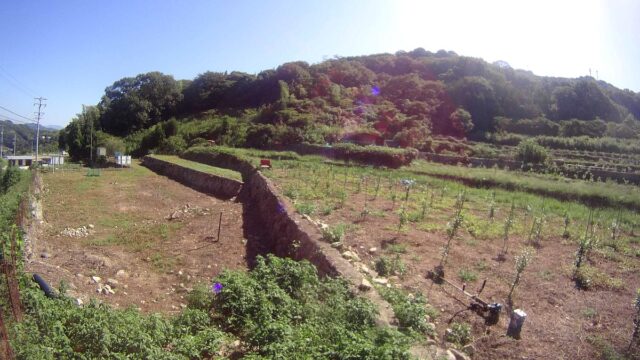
[32,273,57,298]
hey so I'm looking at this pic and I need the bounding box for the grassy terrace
[408,160,640,211]
[201,146,640,212]
[150,154,243,181]
[190,146,638,238]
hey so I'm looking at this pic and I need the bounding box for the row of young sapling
[431,189,640,346]
[275,160,640,349]
[277,161,636,253]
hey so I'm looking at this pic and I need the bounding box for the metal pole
[0,125,3,158]
[33,97,46,163]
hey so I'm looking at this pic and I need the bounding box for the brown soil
[26,163,248,314]
[302,190,640,360]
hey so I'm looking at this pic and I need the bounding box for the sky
[0,0,638,128]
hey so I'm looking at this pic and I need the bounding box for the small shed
[116,155,132,167]
[7,155,34,167]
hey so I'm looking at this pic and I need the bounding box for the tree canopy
[60,49,640,158]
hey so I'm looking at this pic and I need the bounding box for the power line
[0,104,33,122]
[34,97,46,162]
[0,64,38,98]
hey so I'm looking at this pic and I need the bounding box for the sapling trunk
[488,191,496,221]
[373,175,381,199]
[343,168,348,192]
[611,208,622,242]
[508,247,534,306]
[501,200,516,256]
[574,210,597,276]
[397,206,407,234]
[562,212,570,239]
[440,191,466,267]
[420,198,429,221]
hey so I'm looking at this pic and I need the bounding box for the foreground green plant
[375,255,406,277]
[13,256,415,359]
[445,322,472,347]
[378,287,436,336]
[630,289,640,352]
[322,223,346,243]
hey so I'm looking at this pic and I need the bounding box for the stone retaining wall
[141,156,243,200]
[175,151,396,325]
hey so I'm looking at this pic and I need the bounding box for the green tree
[449,108,474,136]
[99,72,183,136]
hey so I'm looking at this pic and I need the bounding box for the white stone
[91,276,102,284]
[450,348,470,360]
[368,247,377,253]
[359,278,373,291]
[372,277,389,285]
[341,250,361,262]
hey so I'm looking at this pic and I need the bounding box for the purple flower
[371,86,380,96]
[212,282,223,294]
[276,202,286,214]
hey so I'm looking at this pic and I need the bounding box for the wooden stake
[217,212,223,242]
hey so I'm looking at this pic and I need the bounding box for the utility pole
[33,97,47,163]
[1,124,3,158]
[13,133,16,155]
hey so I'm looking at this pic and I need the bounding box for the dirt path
[26,163,248,313]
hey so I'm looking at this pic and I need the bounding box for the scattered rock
[103,285,115,295]
[358,263,373,275]
[331,242,343,249]
[88,224,95,229]
[106,278,119,288]
[232,340,241,348]
[368,247,377,254]
[75,298,83,306]
[435,349,456,360]
[450,348,470,360]
[372,277,389,285]
[115,269,128,278]
[84,253,113,269]
[40,252,50,259]
[60,226,92,238]
[91,276,102,284]
[359,278,373,291]
[341,250,361,262]
[462,344,475,356]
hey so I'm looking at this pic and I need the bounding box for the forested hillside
[0,120,59,155]
[58,48,640,159]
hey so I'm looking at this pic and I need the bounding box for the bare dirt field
[264,162,640,360]
[26,162,248,314]
[317,194,640,359]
